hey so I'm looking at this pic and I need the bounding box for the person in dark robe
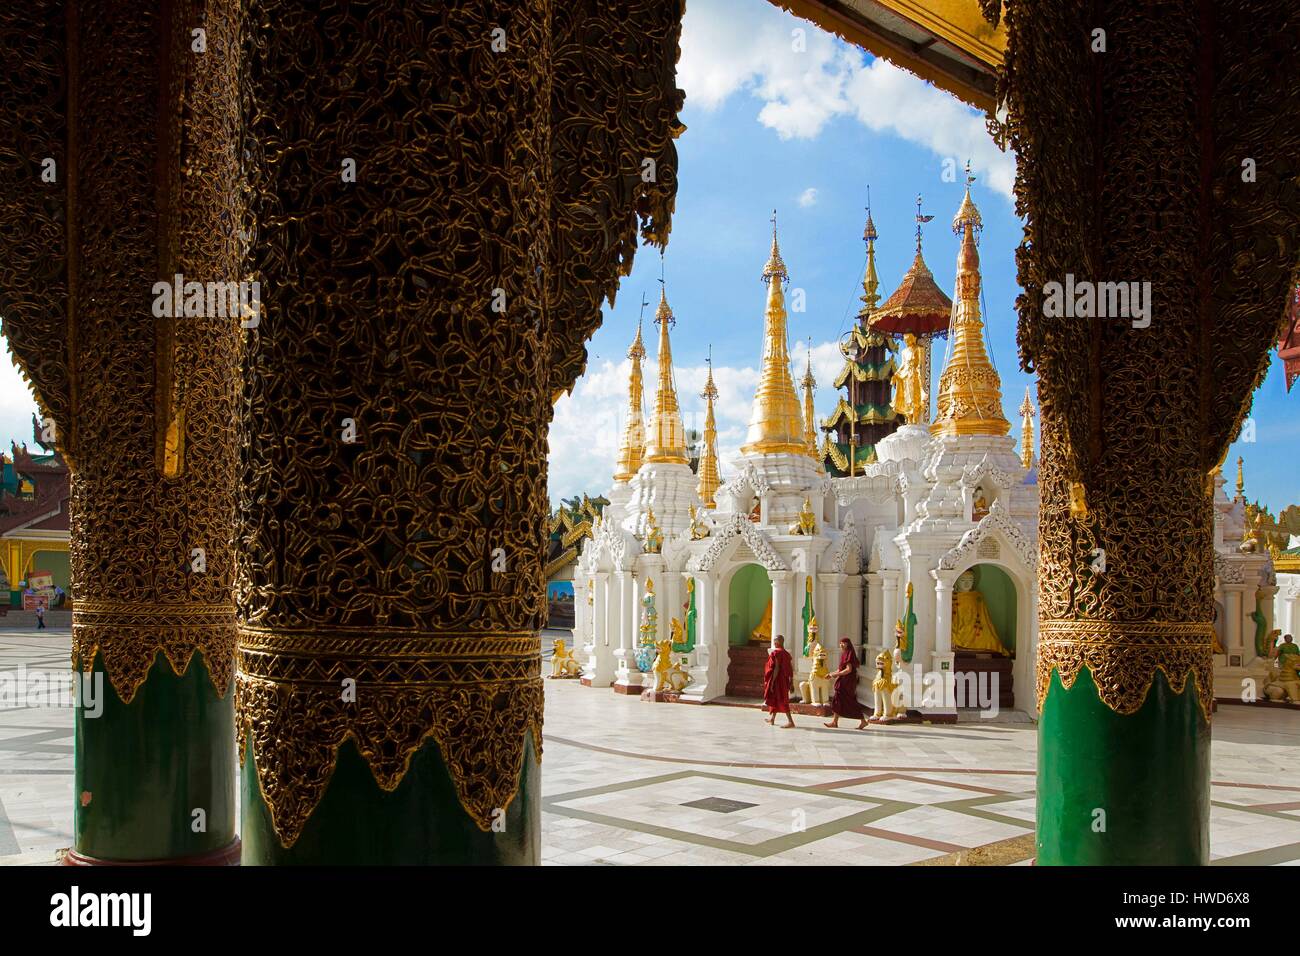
[824,637,867,730]
[763,635,795,727]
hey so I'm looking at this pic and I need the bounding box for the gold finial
[801,339,819,461]
[763,209,788,283]
[860,187,880,317]
[914,194,934,256]
[1019,386,1035,469]
[930,185,1009,438]
[643,284,689,465]
[1236,456,1245,498]
[952,161,983,236]
[613,303,649,481]
[697,348,721,508]
[743,212,805,455]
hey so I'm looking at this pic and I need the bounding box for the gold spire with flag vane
[697,349,721,507]
[800,340,819,461]
[742,211,806,455]
[643,285,689,464]
[1019,386,1035,468]
[612,301,648,481]
[861,195,881,315]
[930,166,1010,438]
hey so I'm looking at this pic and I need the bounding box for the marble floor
[3,627,1299,865]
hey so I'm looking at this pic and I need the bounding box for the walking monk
[763,635,795,727]
[824,637,867,730]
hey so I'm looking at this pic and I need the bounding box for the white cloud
[797,187,818,208]
[677,0,1016,201]
[0,337,41,452]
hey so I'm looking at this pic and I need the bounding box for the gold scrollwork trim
[235,627,543,849]
[72,602,236,703]
[1036,619,1213,721]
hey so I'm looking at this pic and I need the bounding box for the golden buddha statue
[951,570,1009,656]
[751,599,773,643]
[891,333,925,425]
[688,504,710,540]
[788,497,817,535]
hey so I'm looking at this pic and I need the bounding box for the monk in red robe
[825,637,867,729]
[763,635,795,727]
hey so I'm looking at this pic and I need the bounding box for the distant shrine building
[571,187,1286,718]
[0,423,71,608]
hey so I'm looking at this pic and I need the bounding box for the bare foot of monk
[783,718,796,728]
[823,719,838,728]
[856,719,868,730]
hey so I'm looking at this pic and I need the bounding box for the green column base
[1037,666,1209,865]
[241,734,540,865]
[74,652,236,862]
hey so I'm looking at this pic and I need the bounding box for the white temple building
[571,185,1039,718]
[569,183,1282,719]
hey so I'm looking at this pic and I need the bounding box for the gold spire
[1236,455,1245,499]
[742,212,806,455]
[800,342,819,460]
[860,191,880,318]
[612,312,647,481]
[1018,386,1035,468]
[697,351,721,507]
[643,287,689,464]
[930,176,1010,438]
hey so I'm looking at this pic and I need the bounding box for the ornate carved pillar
[235,0,682,862]
[0,0,242,865]
[991,0,1300,863]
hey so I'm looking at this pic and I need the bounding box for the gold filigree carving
[990,0,1300,721]
[236,628,543,848]
[1037,619,1214,721]
[236,0,680,849]
[73,601,236,703]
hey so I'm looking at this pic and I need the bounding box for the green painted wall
[972,563,1016,654]
[727,564,770,645]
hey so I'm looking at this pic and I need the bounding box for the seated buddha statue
[951,570,1009,656]
[750,598,773,643]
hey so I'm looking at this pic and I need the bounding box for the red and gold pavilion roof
[870,249,953,337]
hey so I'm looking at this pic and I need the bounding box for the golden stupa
[697,353,721,507]
[612,316,647,481]
[643,288,689,464]
[741,214,807,456]
[930,178,1010,438]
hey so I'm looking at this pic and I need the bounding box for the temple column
[233,0,684,862]
[683,573,718,702]
[865,573,883,647]
[819,573,843,652]
[613,571,644,693]
[584,573,615,687]
[1224,585,1245,652]
[0,0,242,864]
[879,572,899,650]
[768,570,791,652]
[1000,0,1300,865]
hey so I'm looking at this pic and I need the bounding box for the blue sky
[546,0,1298,520]
[0,0,1291,519]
